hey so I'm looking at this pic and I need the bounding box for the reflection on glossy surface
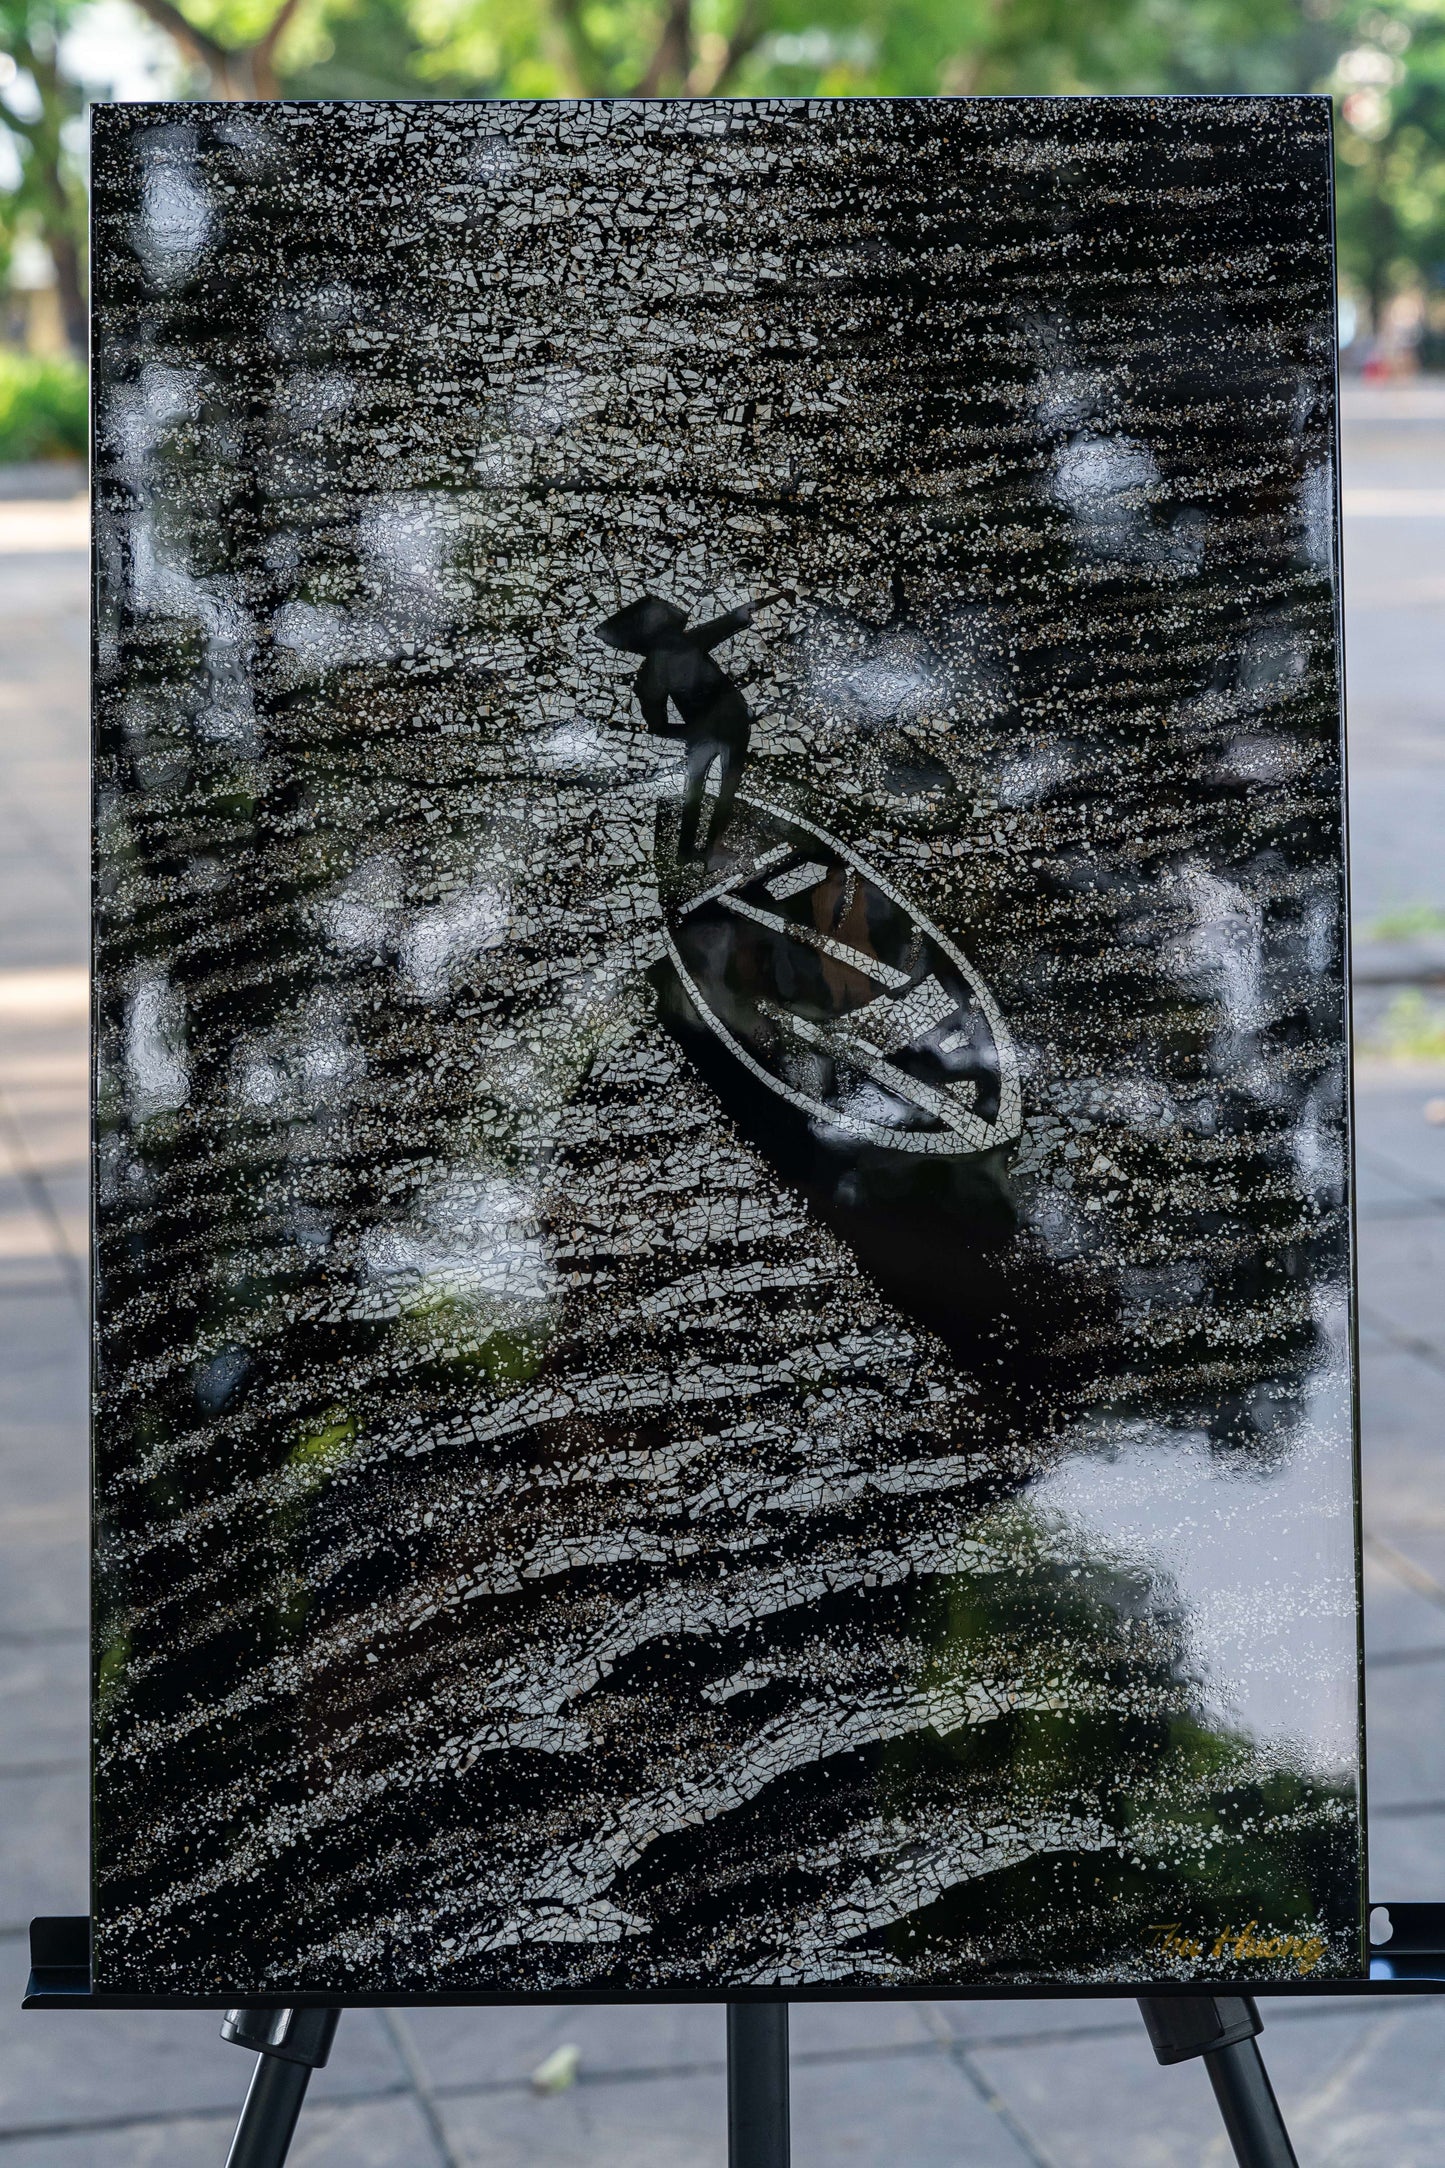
[89,95,1361,1995]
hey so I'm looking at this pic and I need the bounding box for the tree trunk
[1363,152,1395,339]
[14,43,87,355]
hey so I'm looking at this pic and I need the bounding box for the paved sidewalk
[4,386,1445,2162]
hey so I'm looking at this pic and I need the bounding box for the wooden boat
[646,781,1112,1410]
[655,789,1022,1161]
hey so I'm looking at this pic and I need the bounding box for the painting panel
[89,95,1363,1994]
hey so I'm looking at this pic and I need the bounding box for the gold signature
[1147,1921,1327,1977]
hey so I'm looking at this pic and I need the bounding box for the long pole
[220,2006,341,2168]
[1137,1995,1298,2168]
[727,2001,790,2168]
[1203,2034,1300,2168]
[224,2051,316,2168]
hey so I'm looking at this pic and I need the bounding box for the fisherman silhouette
[597,592,784,859]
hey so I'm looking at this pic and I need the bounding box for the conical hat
[596,595,689,652]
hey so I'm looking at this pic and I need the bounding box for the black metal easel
[1136,1997,1298,2168]
[728,2003,791,2168]
[44,1909,1445,2166]
[220,2006,341,2168]
[208,1991,1295,2168]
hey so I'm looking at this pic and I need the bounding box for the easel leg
[1137,1996,1298,2168]
[221,2006,341,2168]
[728,2001,790,2168]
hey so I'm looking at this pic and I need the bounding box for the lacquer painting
[89,95,1363,1994]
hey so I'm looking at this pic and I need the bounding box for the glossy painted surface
[89,96,1362,1995]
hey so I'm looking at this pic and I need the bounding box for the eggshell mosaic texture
[89,96,1364,1995]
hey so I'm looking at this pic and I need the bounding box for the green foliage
[0,0,88,351]
[274,0,1328,105]
[1367,899,1445,938]
[1328,0,1445,328]
[0,346,85,458]
[280,0,481,96]
[1364,986,1445,1057]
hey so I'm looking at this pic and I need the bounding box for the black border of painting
[82,87,1376,2007]
[1327,80,1374,1995]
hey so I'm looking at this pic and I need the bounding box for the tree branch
[0,100,44,142]
[687,0,763,94]
[632,0,692,96]
[125,0,235,79]
[253,0,312,91]
[548,0,611,96]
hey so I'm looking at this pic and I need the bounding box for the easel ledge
[18,1904,1445,2008]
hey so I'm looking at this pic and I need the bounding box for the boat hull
[651,790,1099,1382]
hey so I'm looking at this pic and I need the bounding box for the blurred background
[6,0,1445,409]
[6,15,1445,2168]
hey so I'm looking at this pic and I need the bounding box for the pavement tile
[949,2020,1220,2168]
[789,2042,1035,2167]
[1358,1348,1445,1531]
[1246,1997,1445,2168]
[0,1426,87,1513]
[788,1999,936,2055]
[1348,791,1445,932]
[0,1042,91,1118]
[436,2067,725,2168]
[422,2012,1096,2168]
[0,867,85,922]
[1368,1809,1445,1902]
[0,923,71,974]
[1355,1168,1445,1229]
[27,1179,85,1275]
[1356,1221,1445,1356]
[0,1626,86,1766]
[0,837,86,895]
[1355,1165,1434,1222]
[0,2002,411,2133]
[405,1998,942,2095]
[0,934,86,985]
[1366,1525,1445,1601]
[0,2093,438,2168]
[0,1114,68,1296]
[0,1295,86,1434]
[0,1086,90,1170]
[0,1767,88,1931]
[405,2000,724,2090]
[1360,1153,1445,1222]
[965,2001,1431,2168]
[1359,1652,1445,1806]
[1355,1310,1393,1359]
[1363,1545,1445,1657]
[0,1174,68,1297]
[1352,1078,1445,1201]
[925,1993,1145,2046]
[433,2056,1036,2168]
[0,568,88,635]
[0,1535,87,1656]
